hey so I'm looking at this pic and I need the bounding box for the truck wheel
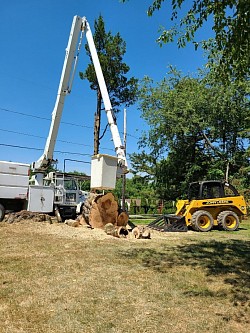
[217,211,239,231]
[191,210,214,232]
[0,204,5,222]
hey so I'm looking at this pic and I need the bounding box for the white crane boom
[32,16,127,179]
[83,18,127,168]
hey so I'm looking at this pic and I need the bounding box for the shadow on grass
[120,239,250,321]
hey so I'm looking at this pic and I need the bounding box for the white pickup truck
[0,161,30,221]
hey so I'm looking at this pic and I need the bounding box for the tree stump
[81,192,128,229]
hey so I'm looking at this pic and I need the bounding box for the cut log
[116,226,129,238]
[131,226,142,239]
[141,227,151,239]
[104,223,116,236]
[104,224,129,238]
[81,193,100,225]
[132,226,151,239]
[65,219,81,227]
[117,211,129,226]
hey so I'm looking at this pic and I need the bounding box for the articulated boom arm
[82,18,127,170]
[32,15,127,173]
[32,16,84,172]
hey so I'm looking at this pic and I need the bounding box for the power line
[0,142,132,162]
[0,107,92,129]
[0,106,139,139]
[0,128,44,139]
[0,128,113,152]
[0,143,92,157]
[0,143,42,152]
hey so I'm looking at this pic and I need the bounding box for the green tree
[122,0,249,81]
[203,74,250,179]
[80,15,138,154]
[113,175,155,200]
[68,170,90,191]
[131,70,211,196]
[130,199,136,214]
[131,68,249,200]
[140,196,149,214]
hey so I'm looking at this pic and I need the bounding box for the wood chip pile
[4,210,52,224]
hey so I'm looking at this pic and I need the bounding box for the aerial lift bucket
[147,214,188,232]
[90,154,118,190]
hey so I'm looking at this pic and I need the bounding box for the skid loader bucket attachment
[147,214,188,232]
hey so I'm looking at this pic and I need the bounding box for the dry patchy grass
[0,219,249,333]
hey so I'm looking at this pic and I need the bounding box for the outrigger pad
[147,215,188,232]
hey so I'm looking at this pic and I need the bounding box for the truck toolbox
[0,174,29,188]
[0,161,30,176]
[0,186,28,199]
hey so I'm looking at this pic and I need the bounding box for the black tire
[0,203,5,222]
[191,210,214,232]
[217,210,239,231]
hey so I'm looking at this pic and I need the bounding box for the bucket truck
[31,16,127,180]
[0,16,127,221]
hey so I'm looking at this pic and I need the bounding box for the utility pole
[122,108,127,211]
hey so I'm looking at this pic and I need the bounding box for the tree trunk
[93,89,102,155]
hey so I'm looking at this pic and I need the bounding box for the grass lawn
[0,218,249,333]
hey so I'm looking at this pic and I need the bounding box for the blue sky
[0,0,212,175]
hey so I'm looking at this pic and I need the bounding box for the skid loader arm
[175,199,189,216]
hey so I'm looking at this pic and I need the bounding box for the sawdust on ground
[1,216,194,241]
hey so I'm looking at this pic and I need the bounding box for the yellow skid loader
[148,180,247,232]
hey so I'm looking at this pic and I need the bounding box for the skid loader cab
[188,180,239,201]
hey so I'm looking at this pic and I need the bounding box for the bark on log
[104,224,129,238]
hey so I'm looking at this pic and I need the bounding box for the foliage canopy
[130,68,249,200]
[122,0,250,81]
